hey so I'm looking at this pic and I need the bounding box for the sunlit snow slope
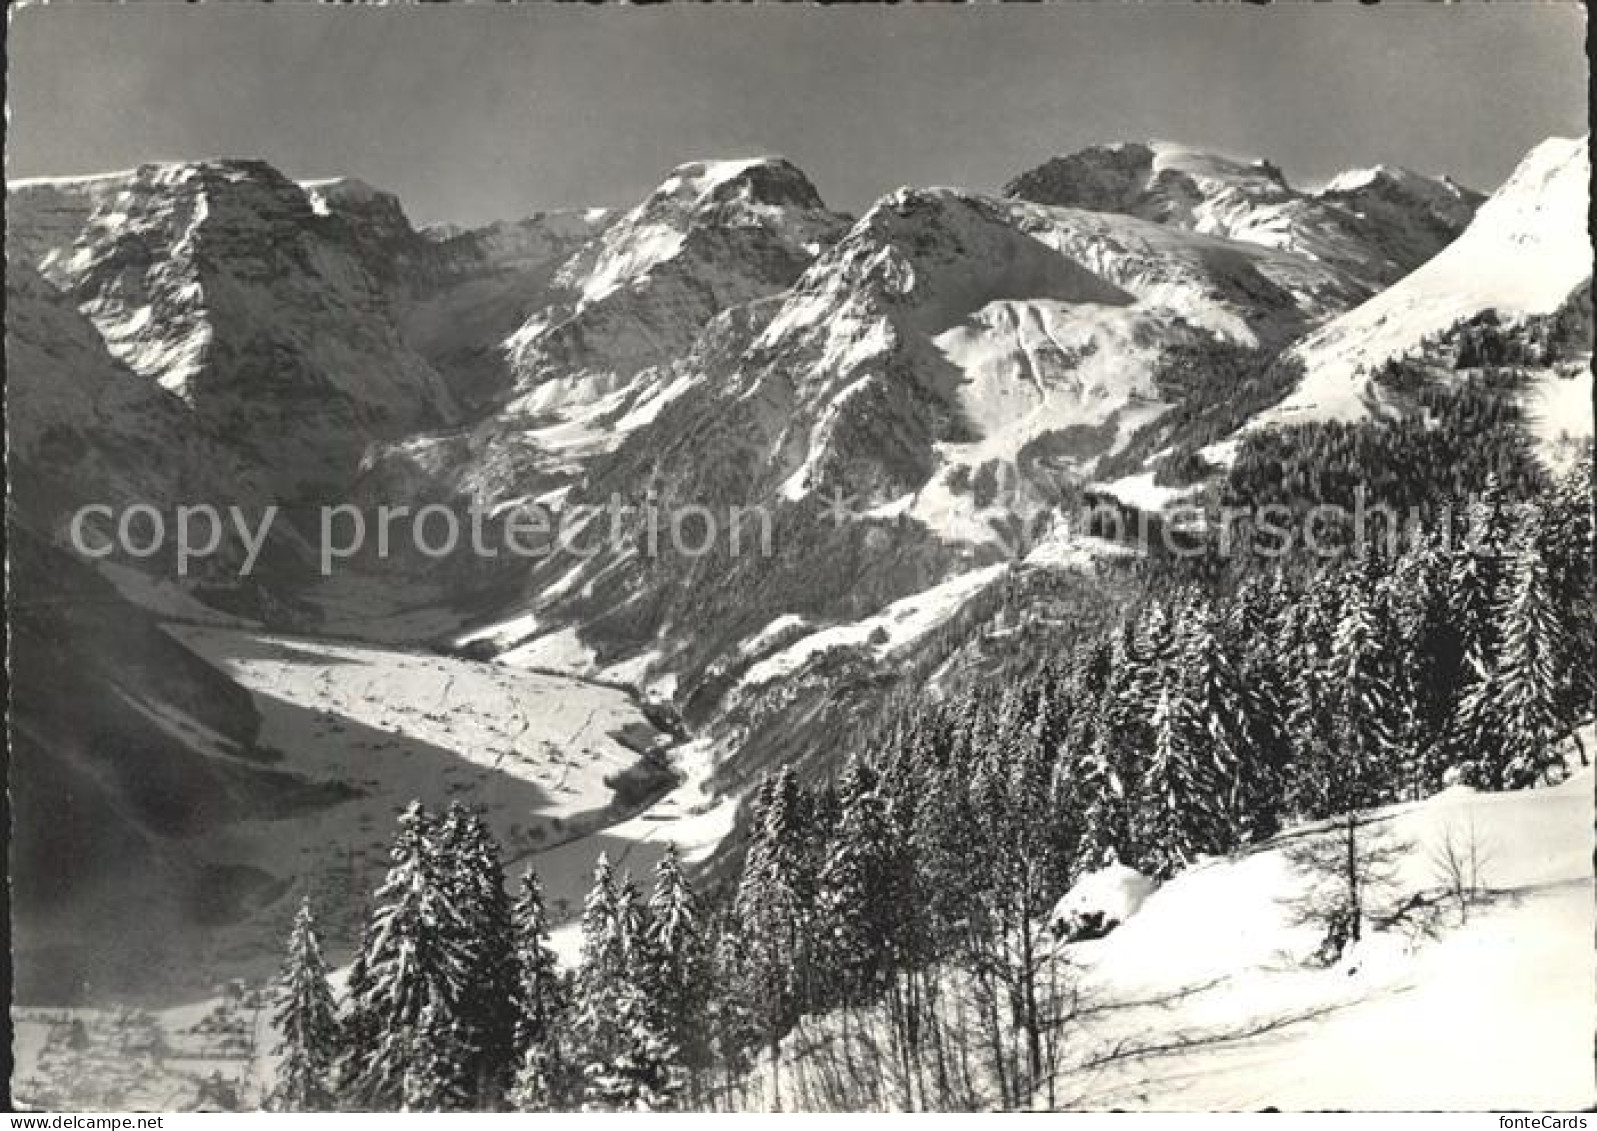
[1255,136,1592,435]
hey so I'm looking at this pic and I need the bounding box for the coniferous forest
[268,442,1594,1112]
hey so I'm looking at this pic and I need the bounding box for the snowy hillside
[20,621,679,1004]
[1061,762,1594,1109]
[762,751,1595,1111]
[1254,136,1592,440]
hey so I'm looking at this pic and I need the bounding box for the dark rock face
[13,160,455,499]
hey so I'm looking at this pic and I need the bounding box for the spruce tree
[1176,599,1264,848]
[1449,474,1512,665]
[1447,653,1509,787]
[912,761,983,949]
[1494,519,1570,788]
[1131,600,1177,715]
[614,873,650,968]
[510,1041,566,1113]
[642,844,713,1098]
[582,981,684,1111]
[1389,529,1468,794]
[817,760,899,1006]
[510,869,573,1110]
[1137,685,1216,877]
[1077,620,1146,868]
[341,802,473,1110]
[573,853,627,1087]
[1541,455,1595,741]
[401,1002,469,1113]
[436,803,519,1107]
[731,767,818,1107]
[1328,573,1403,806]
[268,897,341,1112]
[512,869,565,1051]
[1283,661,1343,819]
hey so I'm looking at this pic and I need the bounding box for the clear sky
[6,2,1587,227]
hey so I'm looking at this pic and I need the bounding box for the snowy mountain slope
[666,186,1365,521]
[298,176,455,293]
[348,160,847,506]
[687,187,1364,536]
[1251,136,1592,438]
[1005,140,1482,288]
[447,180,1373,731]
[7,172,132,270]
[345,210,629,502]
[503,157,849,412]
[396,207,619,408]
[7,160,458,496]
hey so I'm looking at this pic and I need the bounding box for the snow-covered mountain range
[5,135,1591,1034]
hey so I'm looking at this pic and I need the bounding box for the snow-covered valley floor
[162,625,695,965]
[13,620,737,1107]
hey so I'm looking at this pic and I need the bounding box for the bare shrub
[1425,815,1495,925]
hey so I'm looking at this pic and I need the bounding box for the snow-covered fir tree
[1327,572,1404,806]
[1539,454,1596,744]
[400,1001,470,1113]
[1448,473,1513,664]
[731,767,819,1106]
[1176,598,1274,845]
[641,844,713,1097]
[1137,684,1217,877]
[509,869,574,1110]
[435,803,519,1107]
[581,980,684,1111]
[571,853,684,1110]
[512,869,565,1054]
[818,760,903,1006]
[1492,517,1570,788]
[268,897,341,1112]
[1388,529,1469,794]
[572,853,626,1067]
[339,802,473,1110]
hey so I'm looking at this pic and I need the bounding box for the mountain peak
[1003,139,1483,287]
[648,155,828,214]
[1002,140,1290,216]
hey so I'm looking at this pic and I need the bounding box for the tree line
[269,808,719,1112]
